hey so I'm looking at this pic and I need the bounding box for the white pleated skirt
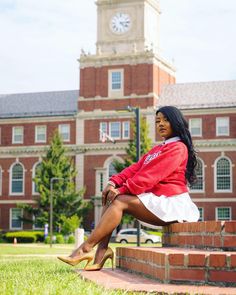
[137,192,200,225]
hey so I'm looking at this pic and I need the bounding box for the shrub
[5,232,36,243]
[67,235,75,244]
[60,215,81,236]
[4,231,45,243]
[56,234,65,244]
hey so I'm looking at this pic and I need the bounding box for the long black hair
[156,106,198,186]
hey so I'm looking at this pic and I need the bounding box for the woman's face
[156,112,174,139]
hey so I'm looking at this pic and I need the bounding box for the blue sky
[0,0,236,94]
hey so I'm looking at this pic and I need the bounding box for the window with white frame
[99,122,108,141]
[110,122,121,139]
[12,126,24,144]
[35,126,46,143]
[198,208,204,221]
[11,163,24,194]
[33,214,43,229]
[189,118,202,137]
[190,159,204,192]
[122,121,130,139]
[0,167,2,196]
[59,124,70,142]
[216,207,231,221]
[32,162,41,194]
[108,69,124,97]
[215,157,231,192]
[10,208,23,229]
[216,117,229,136]
[109,162,117,178]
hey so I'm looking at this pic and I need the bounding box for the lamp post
[127,106,141,246]
[49,177,65,248]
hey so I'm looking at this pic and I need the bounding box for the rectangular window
[108,69,124,97]
[33,214,43,229]
[99,122,108,141]
[35,126,47,143]
[189,118,202,137]
[198,208,204,221]
[111,71,122,90]
[216,117,229,136]
[216,207,231,221]
[59,124,70,142]
[12,127,24,144]
[122,121,130,139]
[110,122,121,139]
[10,208,23,229]
[100,173,104,192]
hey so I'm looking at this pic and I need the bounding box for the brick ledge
[78,268,236,295]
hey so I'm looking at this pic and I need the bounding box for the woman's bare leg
[71,194,171,258]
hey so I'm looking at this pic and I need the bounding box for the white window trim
[216,117,229,136]
[122,121,130,139]
[109,122,121,139]
[12,126,24,144]
[214,156,232,193]
[108,69,124,98]
[9,162,25,196]
[10,208,23,230]
[189,118,202,137]
[190,159,205,193]
[59,124,70,142]
[215,207,231,221]
[35,125,47,143]
[32,162,41,195]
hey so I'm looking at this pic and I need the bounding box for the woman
[58,106,200,270]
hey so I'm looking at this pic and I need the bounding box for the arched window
[11,163,24,194]
[108,162,117,178]
[215,157,232,192]
[190,158,204,192]
[32,162,42,194]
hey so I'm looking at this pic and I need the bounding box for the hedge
[4,231,44,243]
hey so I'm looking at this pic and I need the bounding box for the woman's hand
[102,184,120,206]
[106,187,120,206]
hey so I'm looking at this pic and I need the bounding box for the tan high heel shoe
[84,247,114,271]
[57,250,95,267]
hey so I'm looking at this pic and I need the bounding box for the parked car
[115,228,161,244]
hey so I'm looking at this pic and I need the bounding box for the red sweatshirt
[110,137,188,197]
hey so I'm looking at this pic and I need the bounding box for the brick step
[79,268,236,295]
[116,247,236,287]
[163,220,236,250]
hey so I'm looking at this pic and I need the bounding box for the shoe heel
[111,252,114,270]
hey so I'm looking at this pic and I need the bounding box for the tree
[19,131,90,231]
[112,116,152,226]
[113,116,152,172]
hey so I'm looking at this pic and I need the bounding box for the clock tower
[77,0,176,224]
[96,0,161,54]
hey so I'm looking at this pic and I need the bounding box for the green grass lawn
[0,243,153,295]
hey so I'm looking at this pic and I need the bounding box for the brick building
[0,0,235,231]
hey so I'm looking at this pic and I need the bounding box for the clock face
[110,12,131,34]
